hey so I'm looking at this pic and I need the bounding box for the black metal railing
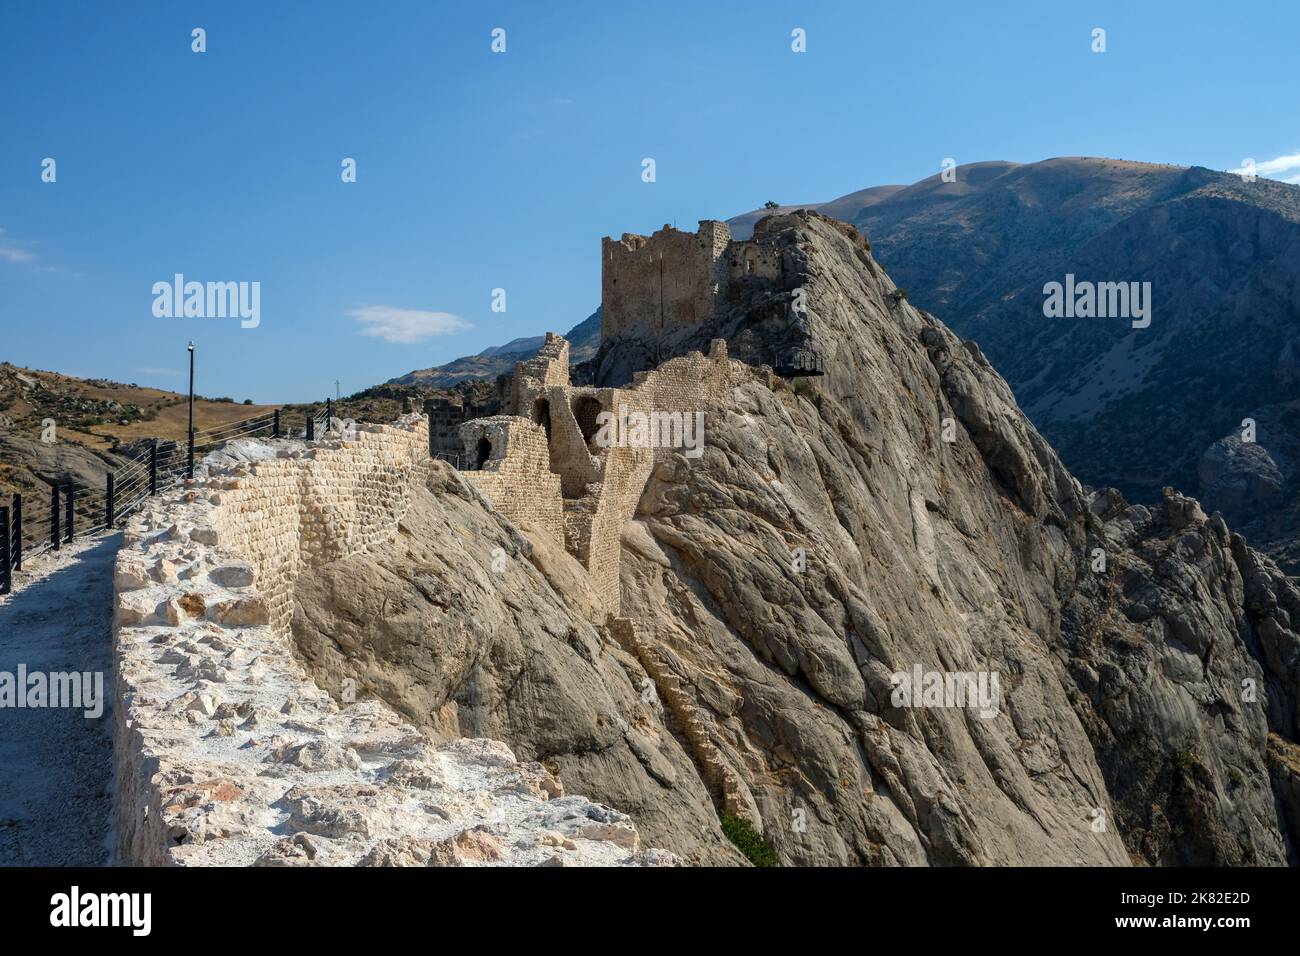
[0,497,17,595]
[0,403,351,590]
[306,399,362,442]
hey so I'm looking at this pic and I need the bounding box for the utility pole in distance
[187,341,196,478]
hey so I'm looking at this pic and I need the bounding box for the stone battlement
[600,221,732,343]
[600,219,789,354]
[459,335,748,613]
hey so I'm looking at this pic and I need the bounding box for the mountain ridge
[385,310,600,388]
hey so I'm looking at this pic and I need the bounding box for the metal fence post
[273,409,281,439]
[326,398,333,430]
[1,505,10,595]
[51,483,60,552]
[106,473,116,529]
[149,441,158,496]
[12,494,21,572]
[64,483,74,543]
[307,413,315,441]
[424,399,434,458]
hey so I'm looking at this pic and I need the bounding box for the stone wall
[600,221,731,343]
[599,219,788,349]
[458,415,565,547]
[510,333,570,413]
[425,396,466,462]
[578,341,745,608]
[460,333,751,613]
[110,417,673,867]
[210,419,432,635]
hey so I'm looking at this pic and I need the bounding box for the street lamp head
[187,341,195,352]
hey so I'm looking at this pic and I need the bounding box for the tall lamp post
[187,341,196,479]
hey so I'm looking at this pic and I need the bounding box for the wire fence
[1,401,352,594]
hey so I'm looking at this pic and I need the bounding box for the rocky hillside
[0,363,277,506]
[387,310,600,389]
[731,159,1300,572]
[295,211,1300,865]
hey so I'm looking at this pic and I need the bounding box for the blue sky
[2,1,1298,403]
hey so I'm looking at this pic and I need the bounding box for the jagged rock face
[614,211,1299,864]
[1198,435,1285,514]
[1198,400,1300,572]
[0,431,125,494]
[1062,491,1298,864]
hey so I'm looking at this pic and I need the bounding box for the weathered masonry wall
[425,396,467,461]
[599,219,786,347]
[458,415,565,547]
[110,417,673,867]
[510,333,571,414]
[462,335,749,613]
[601,221,731,342]
[213,419,432,635]
[577,340,744,608]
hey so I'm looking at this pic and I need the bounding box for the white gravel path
[0,532,118,866]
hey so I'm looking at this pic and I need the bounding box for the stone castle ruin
[107,217,826,863]
[458,331,740,612]
[450,219,811,613]
[101,208,1300,867]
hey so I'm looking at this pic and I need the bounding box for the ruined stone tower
[600,220,733,342]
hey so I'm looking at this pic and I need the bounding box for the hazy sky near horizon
[2,1,1298,402]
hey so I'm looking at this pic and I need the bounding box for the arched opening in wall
[531,398,552,444]
[475,436,492,470]
[572,396,603,452]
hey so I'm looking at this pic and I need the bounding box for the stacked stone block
[425,396,467,461]
[457,416,564,547]
[212,418,432,635]
[601,221,732,342]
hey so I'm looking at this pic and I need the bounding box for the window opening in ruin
[572,396,603,451]
[475,436,492,470]
[532,398,552,444]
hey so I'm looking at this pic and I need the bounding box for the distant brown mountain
[387,310,600,388]
[732,158,1300,571]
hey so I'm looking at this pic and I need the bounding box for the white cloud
[348,305,471,343]
[0,227,38,264]
[1230,150,1300,182]
[1256,152,1300,175]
